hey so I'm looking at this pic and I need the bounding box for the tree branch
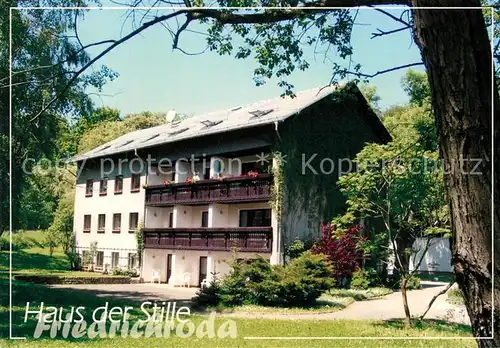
[28,10,189,123]
[372,7,411,27]
[320,0,409,6]
[371,26,410,39]
[346,62,424,78]
[420,280,455,320]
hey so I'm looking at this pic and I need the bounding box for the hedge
[14,274,131,284]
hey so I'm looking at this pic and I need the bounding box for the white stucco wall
[142,249,270,285]
[73,163,145,270]
[387,237,453,274]
[410,237,453,273]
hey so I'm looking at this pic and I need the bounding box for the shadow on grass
[374,318,472,335]
[0,279,194,341]
[0,250,70,273]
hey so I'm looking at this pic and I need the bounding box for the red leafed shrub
[311,223,365,281]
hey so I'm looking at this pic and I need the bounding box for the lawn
[0,232,475,347]
[210,287,394,315]
[0,231,121,279]
[0,279,475,347]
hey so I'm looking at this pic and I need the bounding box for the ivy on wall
[273,84,384,225]
[135,220,145,267]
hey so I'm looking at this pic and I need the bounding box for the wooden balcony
[143,227,272,253]
[145,174,273,206]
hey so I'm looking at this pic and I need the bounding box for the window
[97,214,106,233]
[85,179,93,197]
[248,109,273,118]
[201,120,223,127]
[117,140,134,148]
[128,253,137,269]
[131,174,141,192]
[112,213,121,233]
[168,127,188,136]
[142,134,160,143]
[201,211,209,227]
[239,209,271,227]
[114,175,123,194]
[111,252,119,269]
[169,212,173,228]
[99,177,108,196]
[96,251,104,267]
[129,212,139,232]
[83,215,91,233]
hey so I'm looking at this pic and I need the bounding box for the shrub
[310,223,365,285]
[112,268,138,277]
[285,237,314,260]
[351,269,369,289]
[256,253,334,307]
[7,231,42,251]
[195,253,334,309]
[393,274,421,290]
[405,274,421,290]
[192,272,222,308]
[351,268,379,290]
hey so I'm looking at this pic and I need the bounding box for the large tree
[5,1,499,345]
[0,1,116,235]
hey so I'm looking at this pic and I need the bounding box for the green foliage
[335,74,449,283]
[77,111,167,154]
[401,69,431,106]
[1,231,45,251]
[399,274,421,290]
[285,238,313,259]
[112,268,138,277]
[135,220,145,267]
[1,2,116,235]
[351,268,379,290]
[46,194,74,255]
[358,84,382,117]
[192,272,222,308]
[205,7,356,96]
[209,253,334,308]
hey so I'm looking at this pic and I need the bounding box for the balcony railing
[143,227,272,252]
[145,174,273,206]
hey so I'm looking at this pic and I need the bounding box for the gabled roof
[73,84,347,162]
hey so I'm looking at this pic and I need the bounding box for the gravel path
[51,281,469,324]
[221,282,470,324]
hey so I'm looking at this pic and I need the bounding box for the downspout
[134,148,147,279]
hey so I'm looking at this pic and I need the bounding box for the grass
[0,278,475,347]
[208,296,354,315]
[447,288,465,305]
[205,287,393,315]
[0,231,120,279]
[326,287,393,301]
[0,234,473,347]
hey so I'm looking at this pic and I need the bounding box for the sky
[76,6,424,117]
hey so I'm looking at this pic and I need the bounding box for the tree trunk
[411,1,500,346]
[401,277,412,327]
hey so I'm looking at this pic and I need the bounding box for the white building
[72,83,391,286]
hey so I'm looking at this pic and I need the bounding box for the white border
[8,5,495,342]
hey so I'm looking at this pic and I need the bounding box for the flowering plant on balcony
[247,170,259,178]
[185,177,193,184]
[164,180,175,185]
